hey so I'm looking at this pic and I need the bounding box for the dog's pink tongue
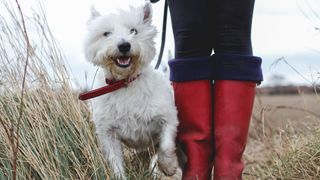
[117,56,131,65]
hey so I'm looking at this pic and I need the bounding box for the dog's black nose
[118,42,131,53]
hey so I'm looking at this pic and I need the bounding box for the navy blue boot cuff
[168,55,263,83]
[211,54,263,83]
[168,56,212,82]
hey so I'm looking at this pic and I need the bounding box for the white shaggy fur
[83,2,179,179]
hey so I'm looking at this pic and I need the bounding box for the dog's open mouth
[115,56,132,68]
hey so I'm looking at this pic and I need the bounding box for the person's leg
[211,0,263,179]
[168,0,214,179]
[168,0,213,58]
[212,0,255,55]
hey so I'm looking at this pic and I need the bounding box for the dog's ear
[143,2,152,24]
[90,5,101,20]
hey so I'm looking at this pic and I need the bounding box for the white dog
[83,2,179,179]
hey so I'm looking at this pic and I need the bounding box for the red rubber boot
[173,80,214,180]
[213,80,256,180]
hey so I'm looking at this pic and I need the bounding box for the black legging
[168,0,255,58]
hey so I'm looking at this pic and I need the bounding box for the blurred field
[253,94,319,135]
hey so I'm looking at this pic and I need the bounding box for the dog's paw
[157,151,178,176]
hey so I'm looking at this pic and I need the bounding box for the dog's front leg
[97,129,126,179]
[157,119,178,176]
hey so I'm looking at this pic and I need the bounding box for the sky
[3,0,320,86]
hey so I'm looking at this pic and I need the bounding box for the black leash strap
[151,0,168,69]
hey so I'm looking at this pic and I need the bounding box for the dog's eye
[130,28,138,35]
[103,32,111,37]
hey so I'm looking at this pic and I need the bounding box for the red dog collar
[78,76,138,101]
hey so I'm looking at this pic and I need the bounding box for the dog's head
[84,2,157,80]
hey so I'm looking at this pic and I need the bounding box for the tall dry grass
[244,92,320,179]
[0,1,113,179]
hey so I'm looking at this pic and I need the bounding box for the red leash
[79,78,129,101]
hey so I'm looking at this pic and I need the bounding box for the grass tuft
[0,1,111,179]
